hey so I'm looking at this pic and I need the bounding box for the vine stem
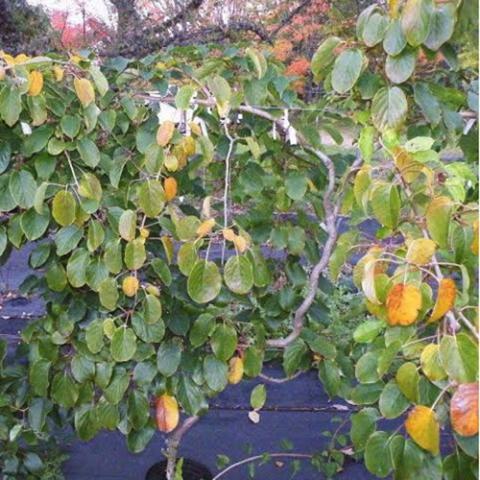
[258,370,303,384]
[64,150,79,188]
[165,415,199,480]
[212,453,313,480]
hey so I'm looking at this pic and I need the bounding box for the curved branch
[258,371,303,384]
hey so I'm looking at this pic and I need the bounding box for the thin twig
[258,371,303,384]
[212,452,313,480]
[221,122,235,265]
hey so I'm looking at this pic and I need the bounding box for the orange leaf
[74,78,95,107]
[155,394,180,433]
[472,220,479,255]
[405,405,439,455]
[164,177,178,202]
[28,71,43,96]
[450,383,479,437]
[386,283,422,326]
[156,121,175,147]
[428,278,456,323]
[233,234,248,253]
[196,218,215,237]
[222,228,236,242]
[228,357,244,384]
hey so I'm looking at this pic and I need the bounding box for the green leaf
[0,85,22,126]
[363,12,388,47]
[104,240,123,274]
[52,190,76,226]
[138,180,165,217]
[85,319,104,354]
[395,362,419,402]
[56,225,83,256]
[151,258,172,286]
[71,355,95,383]
[208,75,231,116]
[46,262,67,292]
[175,85,196,109]
[90,65,109,96]
[29,359,51,396]
[203,355,228,392]
[51,372,79,408]
[110,327,137,362]
[60,115,81,138]
[9,170,37,209]
[243,346,264,378]
[118,209,137,241]
[189,314,215,348]
[285,171,308,201]
[127,424,155,453]
[87,220,104,252]
[176,376,208,415]
[187,260,222,304]
[85,257,108,291]
[350,408,378,451]
[144,294,162,324]
[246,47,267,79]
[311,37,342,81]
[355,352,380,384]
[364,431,393,478]
[424,4,456,51]
[77,137,100,168]
[99,277,119,311]
[283,338,308,377]
[413,82,441,126]
[20,209,49,241]
[127,391,149,430]
[75,404,100,441]
[379,381,410,419]
[370,183,401,229]
[426,196,454,249]
[177,242,198,276]
[371,86,408,130]
[157,338,182,376]
[175,216,201,241]
[66,248,89,287]
[331,49,364,94]
[250,384,267,410]
[78,172,102,202]
[224,255,254,295]
[211,324,237,362]
[401,0,434,47]
[383,19,407,56]
[124,239,146,270]
[353,320,385,343]
[104,372,130,404]
[385,48,416,84]
[0,142,11,174]
[439,334,478,383]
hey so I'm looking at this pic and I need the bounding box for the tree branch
[165,415,200,480]
[269,0,314,38]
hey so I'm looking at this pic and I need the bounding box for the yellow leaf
[450,383,479,437]
[405,405,439,455]
[1,53,15,65]
[233,234,248,253]
[394,147,422,182]
[428,278,456,322]
[223,228,236,242]
[189,121,202,136]
[228,357,244,384]
[386,283,422,326]
[388,0,400,18]
[156,121,175,147]
[180,135,196,156]
[0,67,5,80]
[406,238,437,265]
[155,394,180,433]
[14,54,29,64]
[164,154,178,172]
[53,66,64,82]
[420,344,446,381]
[140,228,150,239]
[164,177,177,202]
[122,276,139,297]
[196,218,215,237]
[472,220,479,255]
[28,71,43,96]
[74,78,95,107]
[161,235,174,264]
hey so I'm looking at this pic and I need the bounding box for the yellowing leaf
[161,235,174,264]
[122,276,139,297]
[228,357,244,384]
[180,136,196,156]
[406,238,436,265]
[233,234,248,253]
[155,394,179,433]
[196,218,215,237]
[28,71,43,96]
[386,283,422,326]
[426,196,454,249]
[189,121,202,136]
[420,344,446,381]
[156,121,175,147]
[450,383,479,437]
[472,220,479,255]
[394,147,422,182]
[74,78,95,107]
[164,154,178,172]
[53,66,64,82]
[361,257,385,305]
[223,228,236,242]
[405,405,439,455]
[164,177,177,201]
[428,278,456,322]
[14,54,29,64]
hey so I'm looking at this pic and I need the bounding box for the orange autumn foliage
[386,283,422,326]
[450,383,479,437]
[428,278,457,322]
[155,394,180,433]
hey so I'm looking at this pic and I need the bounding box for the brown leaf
[155,394,180,433]
[450,383,479,437]
[386,283,422,326]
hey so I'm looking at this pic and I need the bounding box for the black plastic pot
[145,459,213,480]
